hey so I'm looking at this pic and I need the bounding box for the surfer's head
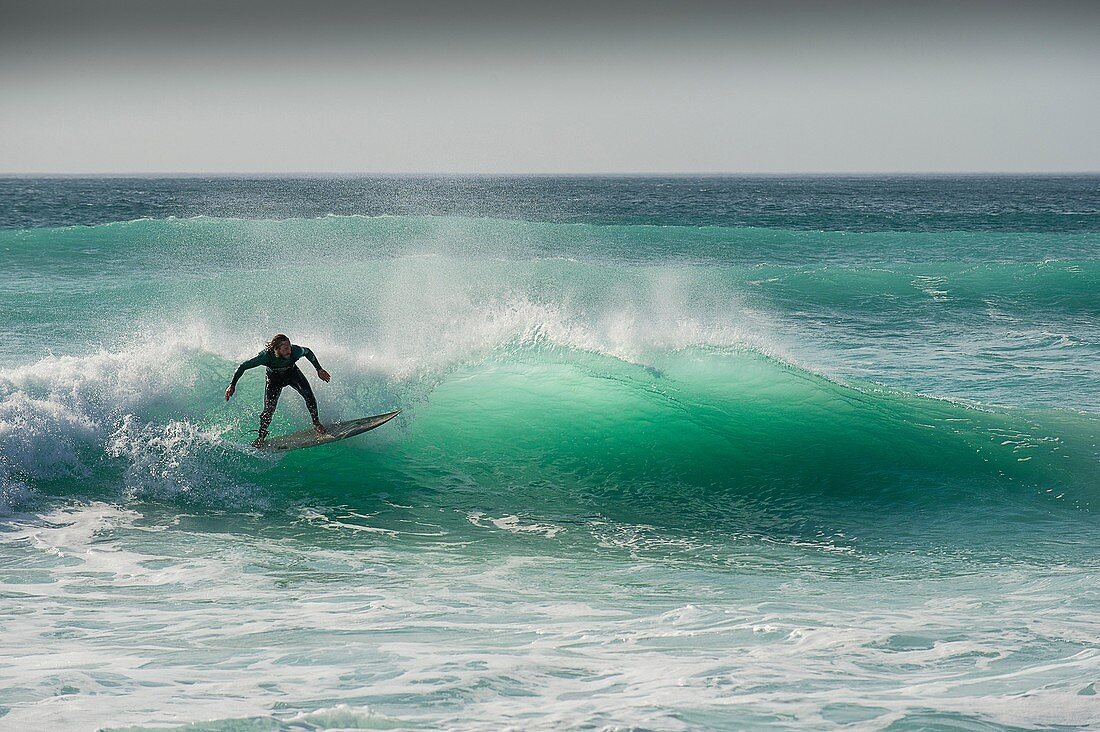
[266,333,292,359]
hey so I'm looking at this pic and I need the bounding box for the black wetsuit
[230,345,323,439]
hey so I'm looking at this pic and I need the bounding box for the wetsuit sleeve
[230,353,267,387]
[299,347,322,370]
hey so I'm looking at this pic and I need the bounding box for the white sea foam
[467,510,564,539]
[0,501,1097,730]
[0,390,96,504]
[0,321,254,506]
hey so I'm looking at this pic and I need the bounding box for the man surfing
[225,333,331,448]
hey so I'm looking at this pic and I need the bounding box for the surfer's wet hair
[265,333,290,354]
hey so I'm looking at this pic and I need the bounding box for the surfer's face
[274,341,292,359]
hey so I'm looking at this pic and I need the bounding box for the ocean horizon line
[3,170,1100,179]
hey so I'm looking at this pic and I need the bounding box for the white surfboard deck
[260,410,401,452]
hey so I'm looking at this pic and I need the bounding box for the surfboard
[260,410,401,452]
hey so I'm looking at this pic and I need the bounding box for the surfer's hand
[225,385,234,401]
[317,369,331,383]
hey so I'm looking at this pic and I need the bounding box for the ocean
[0,176,1097,730]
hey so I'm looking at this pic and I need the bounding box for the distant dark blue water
[2,174,1098,231]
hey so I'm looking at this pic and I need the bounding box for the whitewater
[0,176,1097,730]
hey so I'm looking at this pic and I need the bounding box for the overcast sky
[1,0,1098,173]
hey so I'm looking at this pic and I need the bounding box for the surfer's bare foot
[251,436,266,449]
[313,423,329,436]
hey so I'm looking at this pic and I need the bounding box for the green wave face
[1,215,1097,553]
[4,342,1095,553]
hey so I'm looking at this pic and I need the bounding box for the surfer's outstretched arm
[300,347,331,383]
[225,354,265,401]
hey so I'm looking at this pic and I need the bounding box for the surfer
[225,334,332,448]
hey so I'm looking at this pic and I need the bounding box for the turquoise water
[0,178,1097,729]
